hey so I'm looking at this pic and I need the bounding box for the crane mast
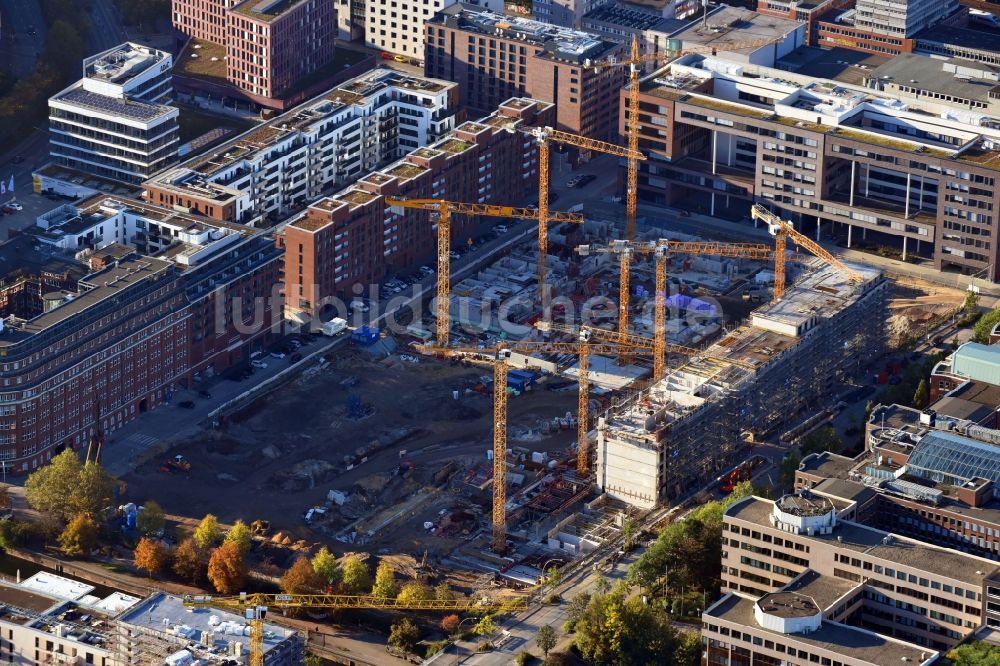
[386,198,583,347]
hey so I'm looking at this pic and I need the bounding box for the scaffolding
[597,259,889,507]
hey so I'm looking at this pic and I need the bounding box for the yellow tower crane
[183,593,528,666]
[578,239,773,373]
[584,35,788,241]
[424,329,687,545]
[385,198,584,347]
[750,204,864,301]
[523,126,644,305]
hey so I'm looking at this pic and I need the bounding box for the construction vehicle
[423,329,681,546]
[749,204,864,301]
[578,239,773,372]
[160,455,191,474]
[584,35,786,242]
[183,592,528,666]
[385,198,584,347]
[522,126,644,304]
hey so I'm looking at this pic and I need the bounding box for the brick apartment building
[171,0,338,105]
[144,69,460,226]
[719,491,995,651]
[279,96,555,321]
[425,4,626,139]
[626,53,1000,280]
[0,196,281,473]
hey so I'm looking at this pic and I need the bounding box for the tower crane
[750,204,864,301]
[522,126,644,305]
[183,592,528,666]
[385,198,584,347]
[583,35,787,241]
[578,239,773,373]
[424,328,689,543]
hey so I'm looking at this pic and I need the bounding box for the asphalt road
[0,0,46,78]
[87,0,127,52]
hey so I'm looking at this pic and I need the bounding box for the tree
[193,514,222,550]
[388,618,420,654]
[136,500,165,535]
[546,566,563,590]
[440,614,460,634]
[207,542,247,594]
[134,537,169,576]
[172,538,203,584]
[301,654,323,666]
[564,592,591,632]
[543,653,572,666]
[800,426,842,456]
[434,582,454,601]
[58,513,98,557]
[973,308,1000,343]
[311,546,340,587]
[963,289,981,314]
[73,462,115,519]
[474,614,497,637]
[372,561,399,599]
[535,625,556,658]
[25,450,113,522]
[621,517,637,550]
[396,581,432,604]
[575,589,679,666]
[778,452,801,490]
[913,378,929,409]
[594,576,610,595]
[224,519,252,555]
[947,640,1000,666]
[341,555,371,593]
[674,631,702,666]
[281,557,321,595]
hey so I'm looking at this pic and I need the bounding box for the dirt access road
[122,348,578,549]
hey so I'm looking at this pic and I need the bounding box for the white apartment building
[364,0,503,60]
[143,68,460,225]
[48,42,179,184]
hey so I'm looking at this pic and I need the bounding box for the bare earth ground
[887,276,965,346]
[123,348,578,564]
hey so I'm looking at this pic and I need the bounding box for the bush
[515,651,534,665]
[544,593,562,605]
[476,641,493,652]
[425,640,449,658]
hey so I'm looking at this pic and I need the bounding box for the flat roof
[669,7,803,52]
[778,46,890,86]
[53,86,174,122]
[229,0,309,21]
[120,594,295,654]
[727,497,996,586]
[0,584,62,615]
[868,53,1000,104]
[917,23,1000,52]
[798,451,858,479]
[707,593,935,664]
[781,570,861,611]
[84,42,170,84]
[20,572,94,601]
[431,3,620,64]
[584,4,679,32]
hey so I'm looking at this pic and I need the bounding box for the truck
[322,317,348,336]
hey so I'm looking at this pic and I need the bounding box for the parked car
[198,390,212,399]
[178,400,195,409]
[290,352,302,363]
[380,51,392,59]
[270,351,286,359]
[8,202,22,211]
[251,359,268,369]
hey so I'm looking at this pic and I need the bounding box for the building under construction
[596,259,888,508]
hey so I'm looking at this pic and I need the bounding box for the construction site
[107,39,914,652]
